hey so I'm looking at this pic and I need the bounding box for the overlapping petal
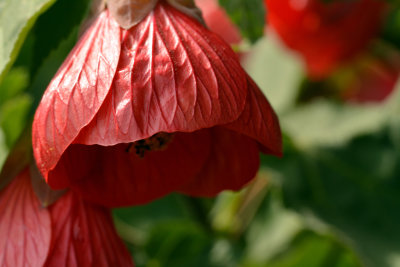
[32,10,121,181]
[49,130,211,206]
[225,76,282,156]
[44,192,134,266]
[179,127,260,196]
[32,1,282,207]
[0,169,51,267]
[75,2,247,146]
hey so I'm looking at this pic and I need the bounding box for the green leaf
[243,35,304,114]
[263,130,400,267]
[144,221,214,267]
[281,100,389,148]
[0,67,29,106]
[113,194,192,232]
[0,0,56,83]
[0,67,31,148]
[280,72,400,148]
[381,6,400,51]
[0,95,32,148]
[244,190,304,264]
[242,178,361,267]
[113,195,218,267]
[0,129,7,170]
[266,231,361,267]
[31,0,90,75]
[218,0,266,43]
[28,26,79,111]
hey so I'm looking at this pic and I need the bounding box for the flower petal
[179,127,260,196]
[32,10,121,182]
[48,130,211,207]
[224,76,282,156]
[44,192,134,267]
[74,2,247,146]
[0,169,51,267]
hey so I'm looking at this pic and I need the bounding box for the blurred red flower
[32,1,282,207]
[342,53,400,103]
[195,0,242,46]
[265,0,386,79]
[0,168,134,267]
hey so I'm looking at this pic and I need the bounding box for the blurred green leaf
[265,231,361,267]
[28,26,79,111]
[263,130,400,267]
[144,221,213,267]
[0,67,29,106]
[0,67,31,148]
[0,0,56,83]
[244,190,304,264]
[381,5,400,50]
[0,94,32,147]
[113,194,192,233]
[218,0,266,43]
[114,195,221,267]
[281,79,400,148]
[0,129,7,170]
[281,100,389,148]
[31,0,90,75]
[243,35,304,114]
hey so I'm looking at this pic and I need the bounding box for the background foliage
[1,0,400,266]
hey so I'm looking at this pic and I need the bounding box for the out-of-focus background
[1,0,400,266]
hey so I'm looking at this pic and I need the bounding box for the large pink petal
[0,169,51,267]
[75,2,248,146]
[44,192,134,266]
[48,130,211,207]
[179,127,260,196]
[32,10,121,181]
[224,76,282,156]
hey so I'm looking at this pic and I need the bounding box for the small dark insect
[125,132,175,158]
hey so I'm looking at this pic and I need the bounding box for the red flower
[32,1,282,207]
[265,0,386,79]
[0,168,134,266]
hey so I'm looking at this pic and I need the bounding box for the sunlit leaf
[0,94,32,148]
[0,0,56,82]
[0,67,29,106]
